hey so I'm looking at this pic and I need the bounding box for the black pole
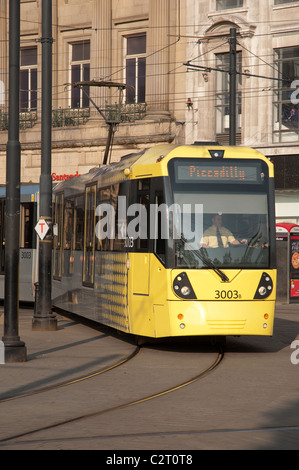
[229,28,237,146]
[103,124,115,165]
[3,0,27,362]
[32,0,57,331]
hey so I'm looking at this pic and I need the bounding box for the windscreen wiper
[247,224,263,247]
[181,235,229,282]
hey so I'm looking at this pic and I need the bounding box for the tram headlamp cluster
[173,273,197,300]
[254,273,273,300]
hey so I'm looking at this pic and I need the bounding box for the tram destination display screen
[174,159,265,185]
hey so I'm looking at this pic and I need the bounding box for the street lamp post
[32,0,57,331]
[229,28,237,146]
[3,0,27,362]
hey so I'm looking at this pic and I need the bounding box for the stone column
[0,0,8,110]
[146,0,171,117]
[91,0,112,113]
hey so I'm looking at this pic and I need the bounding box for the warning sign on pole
[35,219,50,240]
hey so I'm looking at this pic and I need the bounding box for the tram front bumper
[154,300,275,338]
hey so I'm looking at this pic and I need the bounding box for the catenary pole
[3,0,27,362]
[229,28,237,146]
[32,0,57,330]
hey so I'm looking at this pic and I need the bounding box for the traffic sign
[35,219,50,240]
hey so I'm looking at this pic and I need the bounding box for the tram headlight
[258,286,267,296]
[181,286,191,296]
[254,273,273,300]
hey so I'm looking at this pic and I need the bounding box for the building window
[273,46,299,143]
[70,41,90,108]
[216,0,243,10]
[274,0,298,4]
[215,52,242,135]
[272,154,299,190]
[125,34,146,104]
[20,47,37,111]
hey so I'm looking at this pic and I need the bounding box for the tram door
[130,179,150,295]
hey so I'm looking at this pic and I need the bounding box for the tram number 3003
[215,289,240,299]
[21,251,32,260]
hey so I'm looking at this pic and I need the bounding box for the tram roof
[53,143,271,195]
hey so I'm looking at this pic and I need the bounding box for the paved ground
[0,302,298,453]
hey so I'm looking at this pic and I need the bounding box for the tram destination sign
[175,160,263,184]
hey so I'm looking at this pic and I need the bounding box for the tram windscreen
[168,158,270,269]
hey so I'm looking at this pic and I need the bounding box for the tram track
[5,423,299,450]
[0,345,224,446]
[0,345,141,403]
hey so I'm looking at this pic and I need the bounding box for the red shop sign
[52,171,81,181]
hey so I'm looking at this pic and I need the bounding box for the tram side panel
[94,251,129,332]
[52,249,96,320]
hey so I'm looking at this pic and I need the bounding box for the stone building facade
[0,0,186,184]
[1,0,299,223]
[185,0,299,222]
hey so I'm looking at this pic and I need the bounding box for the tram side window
[128,179,150,251]
[74,195,84,250]
[110,184,122,252]
[97,186,111,252]
[83,184,96,286]
[154,191,166,264]
[63,199,74,250]
[114,182,129,252]
[97,183,129,252]
[138,179,150,250]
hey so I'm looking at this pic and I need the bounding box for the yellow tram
[52,143,276,338]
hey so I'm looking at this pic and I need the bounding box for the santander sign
[52,170,81,181]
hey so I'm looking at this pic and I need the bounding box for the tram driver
[201,213,247,248]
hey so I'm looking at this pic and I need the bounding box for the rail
[0,110,38,130]
[103,102,147,122]
[52,107,90,127]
